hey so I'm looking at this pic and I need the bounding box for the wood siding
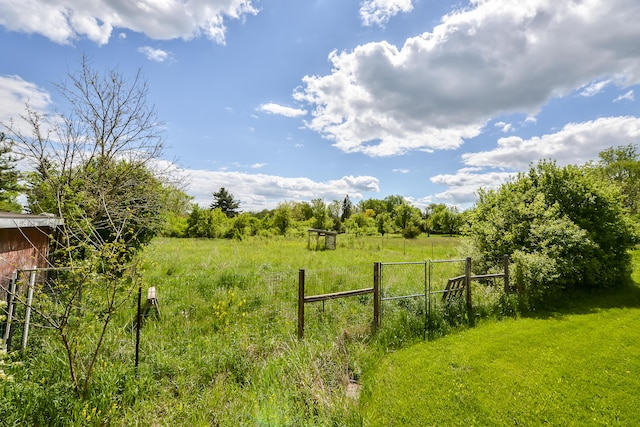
[0,227,52,301]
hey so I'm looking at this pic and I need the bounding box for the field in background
[1,234,464,426]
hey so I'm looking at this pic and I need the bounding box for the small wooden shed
[307,228,338,250]
[0,212,63,302]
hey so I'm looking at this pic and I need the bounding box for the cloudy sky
[1,0,639,211]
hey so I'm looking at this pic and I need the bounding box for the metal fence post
[298,269,305,339]
[465,257,474,326]
[2,271,17,351]
[22,268,37,350]
[373,262,380,332]
[135,282,142,371]
[503,255,510,293]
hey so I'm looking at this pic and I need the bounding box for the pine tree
[341,194,353,222]
[210,187,241,218]
[0,133,22,212]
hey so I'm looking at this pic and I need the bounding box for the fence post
[22,268,37,350]
[503,255,510,293]
[298,269,305,339]
[465,257,474,326]
[373,262,380,332]
[2,271,18,351]
[135,282,142,371]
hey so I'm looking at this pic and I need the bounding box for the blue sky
[1,0,639,212]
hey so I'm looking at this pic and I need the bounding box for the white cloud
[0,75,53,130]
[250,163,266,169]
[579,79,611,97]
[175,168,380,211]
[463,116,640,170]
[392,168,410,173]
[296,0,640,157]
[360,0,413,27]
[0,0,258,45]
[614,90,635,102]
[431,170,515,204]
[494,121,513,133]
[258,103,307,118]
[138,46,170,62]
[405,195,433,210]
[431,116,640,204]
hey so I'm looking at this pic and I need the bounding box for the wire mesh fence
[2,256,511,354]
[297,265,375,340]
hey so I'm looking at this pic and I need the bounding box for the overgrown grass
[2,237,637,426]
[0,234,461,426]
[361,248,640,425]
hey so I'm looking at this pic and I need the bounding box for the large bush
[466,161,637,304]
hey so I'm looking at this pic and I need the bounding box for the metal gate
[379,259,467,339]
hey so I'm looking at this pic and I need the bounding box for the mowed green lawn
[361,250,640,426]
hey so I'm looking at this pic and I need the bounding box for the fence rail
[297,264,381,339]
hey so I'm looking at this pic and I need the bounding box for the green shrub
[467,160,637,306]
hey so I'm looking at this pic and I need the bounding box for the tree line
[171,190,465,240]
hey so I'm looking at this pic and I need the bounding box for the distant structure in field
[307,228,337,250]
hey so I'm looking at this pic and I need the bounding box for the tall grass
[0,234,462,426]
[2,237,637,425]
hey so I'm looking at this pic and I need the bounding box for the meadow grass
[1,234,461,426]
[125,234,462,425]
[361,248,640,426]
[2,236,637,426]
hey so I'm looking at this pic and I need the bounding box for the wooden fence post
[465,257,474,326]
[503,255,510,293]
[373,262,380,332]
[298,269,305,339]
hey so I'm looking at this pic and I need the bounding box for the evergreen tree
[0,133,22,212]
[210,187,241,218]
[341,194,353,221]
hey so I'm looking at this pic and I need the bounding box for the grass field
[129,234,463,425]
[1,234,463,426]
[1,236,638,426]
[361,249,640,426]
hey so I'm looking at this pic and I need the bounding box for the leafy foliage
[596,144,640,217]
[2,56,170,397]
[393,203,422,239]
[186,205,231,238]
[467,160,637,304]
[425,203,463,235]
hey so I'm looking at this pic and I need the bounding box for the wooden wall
[0,227,52,301]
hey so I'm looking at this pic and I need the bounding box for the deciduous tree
[1,56,170,398]
[596,144,640,216]
[467,160,637,306]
